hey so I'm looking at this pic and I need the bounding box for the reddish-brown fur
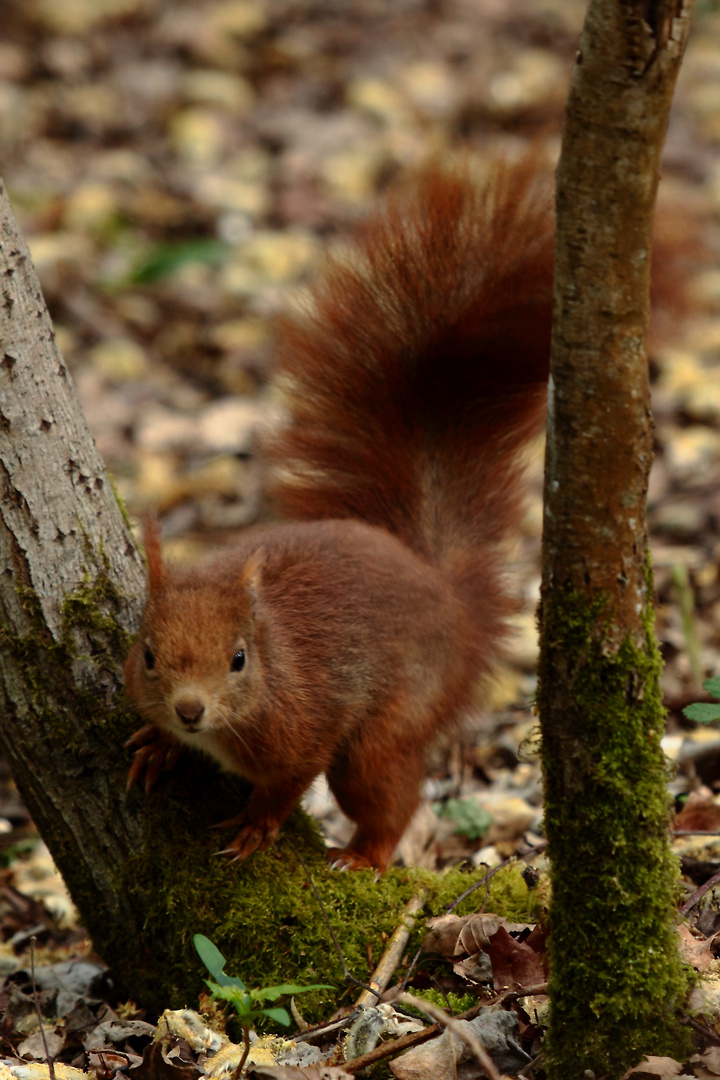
[124,157,556,871]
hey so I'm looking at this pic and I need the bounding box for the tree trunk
[0,178,433,1017]
[0,173,148,945]
[537,1,694,1077]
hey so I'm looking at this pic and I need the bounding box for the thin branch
[445,841,548,914]
[29,937,56,1080]
[395,993,502,1080]
[680,866,720,916]
[344,987,549,1075]
[355,890,426,1008]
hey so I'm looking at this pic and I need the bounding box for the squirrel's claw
[126,725,180,792]
[215,819,279,862]
[326,847,380,873]
[125,723,160,750]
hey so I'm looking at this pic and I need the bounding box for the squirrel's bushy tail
[264,156,554,616]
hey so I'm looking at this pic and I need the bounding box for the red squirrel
[124,155,555,871]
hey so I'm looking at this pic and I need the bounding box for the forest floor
[2,1,720,1077]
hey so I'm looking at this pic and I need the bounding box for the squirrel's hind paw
[326,847,384,875]
[217,818,280,862]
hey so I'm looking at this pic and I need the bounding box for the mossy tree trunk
[538,1,694,1077]
[0,178,431,1018]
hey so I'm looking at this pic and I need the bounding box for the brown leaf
[422,914,471,956]
[129,1037,203,1080]
[674,793,720,833]
[485,926,545,991]
[17,1026,64,1059]
[423,913,533,960]
[457,914,505,955]
[619,1055,690,1079]
[689,1047,720,1077]
[677,923,715,972]
[451,950,493,985]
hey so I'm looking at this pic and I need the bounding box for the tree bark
[0,177,432,1016]
[538,1,694,1077]
[0,173,148,941]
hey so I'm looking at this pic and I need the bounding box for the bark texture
[538,2,694,1077]
[0,175,148,931]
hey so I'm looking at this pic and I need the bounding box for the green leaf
[682,703,720,724]
[194,934,226,979]
[260,1007,291,1026]
[434,798,493,840]
[194,935,245,990]
[131,239,227,285]
[703,677,720,699]
[194,936,330,1023]
[205,981,251,1013]
[254,983,334,1002]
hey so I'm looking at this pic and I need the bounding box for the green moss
[106,769,424,1015]
[107,472,134,534]
[421,861,540,923]
[91,763,546,1021]
[537,583,691,1079]
[60,534,133,656]
[0,536,137,755]
[410,989,477,1015]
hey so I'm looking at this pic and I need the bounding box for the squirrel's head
[124,523,267,772]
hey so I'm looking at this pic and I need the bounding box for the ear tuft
[242,548,264,600]
[142,514,166,590]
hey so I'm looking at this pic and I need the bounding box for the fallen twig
[395,993,502,1080]
[680,865,720,915]
[29,936,56,1080]
[445,841,548,914]
[355,891,426,1008]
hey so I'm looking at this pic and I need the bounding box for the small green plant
[130,239,227,284]
[433,797,493,840]
[193,934,333,1075]
[682,677,720,724]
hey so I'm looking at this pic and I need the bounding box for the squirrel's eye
[231,649,246,673]
[144,646,155,671]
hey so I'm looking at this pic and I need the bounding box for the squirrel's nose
[174,698,205,728]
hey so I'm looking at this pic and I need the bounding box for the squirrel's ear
[141,514,166,590]
[242,548,264,601]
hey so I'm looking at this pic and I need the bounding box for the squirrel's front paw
[126,724,181,793]
[216,815,280,863]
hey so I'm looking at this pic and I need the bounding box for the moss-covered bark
[537,587,690,1077]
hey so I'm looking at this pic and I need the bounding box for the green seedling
[193,933,333,1076]
[682,677,720,725]
[433,797,493,840]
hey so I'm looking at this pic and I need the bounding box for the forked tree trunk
[538,1,694,1076]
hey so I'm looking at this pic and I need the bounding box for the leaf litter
[2,0,720,1076]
